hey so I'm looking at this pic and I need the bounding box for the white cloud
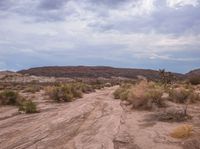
[167,0,199,8]
[109,0,156,18]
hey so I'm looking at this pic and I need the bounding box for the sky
[0,0,200,73]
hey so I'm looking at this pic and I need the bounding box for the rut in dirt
[0,86,138,149]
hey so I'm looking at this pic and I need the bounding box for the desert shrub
[156,109,192,122]
[114,81,166,110]
[79,84,94,93]
[168,88,190,103]
[127,81,165,110]
[70,85,83,98]
[48,85,74,102]
[145,89,165,107]
[189,76,200,85]
[168,88,200,104]
[46,83,94,102]
[23,85,41,93]
[170,124,193,139]
[113,83,132,99]
[113,88,126,99]
[18,100,37,113]
[119,90,129,101]
[129,90,164,110]
[92,84,103,90]
[0,90,21,105]
[184,83,194,90]
[189,92,200,103]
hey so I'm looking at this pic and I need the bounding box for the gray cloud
[89,2,200,35]
[87,0,134,7]
[38,0,69,10]
[0,0,199,72]
[0,0,11,10]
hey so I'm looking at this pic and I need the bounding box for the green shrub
[0,90,21,105]
[119,90,129,101]
[18,100,37,113]
[113,83,132,99]
[48,85,74,102]
[113,88,124,99]
[46,83,94,102]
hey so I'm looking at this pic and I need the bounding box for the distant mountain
[18,66,184,80]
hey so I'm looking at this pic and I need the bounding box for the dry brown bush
[114,81,165,110]
[170,124,193,139]
[168,87,200,104]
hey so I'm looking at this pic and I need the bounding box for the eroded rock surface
[0,87,183,149]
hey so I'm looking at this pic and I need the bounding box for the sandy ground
[0,86,199,149]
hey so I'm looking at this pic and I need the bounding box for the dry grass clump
[170,124,193,139]
[128,81,165,110]
[114,81,165,110]
[128,88,165,110]
[168,87,200,104]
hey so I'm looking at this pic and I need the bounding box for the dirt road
[0,87,182,149]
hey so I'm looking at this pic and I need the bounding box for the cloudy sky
[0,0,200,73]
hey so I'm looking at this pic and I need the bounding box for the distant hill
[185,68,200,85]
[186,68,200,77]
[18,66,184,80]
[0,71,20,79]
